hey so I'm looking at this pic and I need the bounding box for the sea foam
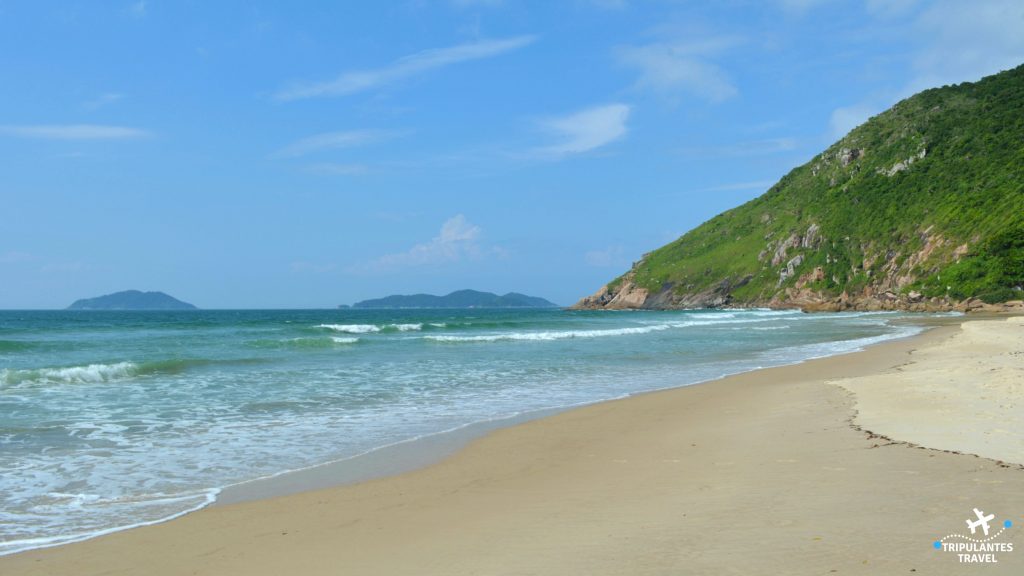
[316,324,381,333]
[1,362,138,387]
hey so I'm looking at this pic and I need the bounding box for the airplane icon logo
[966,508,995,536]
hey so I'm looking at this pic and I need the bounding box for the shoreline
[218,314,946,506]
[219,311,965,505]
[3,314,1022,574]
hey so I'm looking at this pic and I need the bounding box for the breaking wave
[1,362,139,386]
[316,324,380,334]
[424,324,675,342]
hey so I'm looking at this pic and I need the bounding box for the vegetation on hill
[68,290,197,310]
[577,64,1024,311]
[353,289,558,309]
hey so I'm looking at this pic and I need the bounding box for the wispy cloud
[450,0,504,7]
[696,180,776,193]
[777,0,833,14]
[0,124,149,141]
[615,35,741,102]
[905,0,1024,94]
[534,103,630,158]
[128,1,147,18]
[304,163,369,176]
[272,130,401,158]
[584,245,628,267]
[275,36,536,101]
[352,214,486,273]
[829,0,1024,142]
[290,261,337,274]
[83,92,125,110]
[677,137,797,158]
[828,104,878,139]
[586,0,629,9]
[0,251,34,265]
[864,0,921,19]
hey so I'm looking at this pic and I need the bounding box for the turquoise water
[0,308,929,554]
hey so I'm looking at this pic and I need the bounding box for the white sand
[834,316,1024,464]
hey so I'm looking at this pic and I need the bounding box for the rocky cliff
[575,64,1024,313]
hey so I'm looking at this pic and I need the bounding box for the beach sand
[3,317,1022,575]
[834,316,1024,465]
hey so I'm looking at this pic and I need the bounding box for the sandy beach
[3,316,1022,575]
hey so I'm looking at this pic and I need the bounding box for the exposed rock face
[879,148,927,177]
[839,147,862,167]
[571,221,1024,314]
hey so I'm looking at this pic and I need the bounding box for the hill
[68,290,197,310]
[575,64,1024,312]
[353,289,558,309]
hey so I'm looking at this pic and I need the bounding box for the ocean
[0,308,934,555]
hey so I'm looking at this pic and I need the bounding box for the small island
[67,290,198,310]
[350,289,558,309]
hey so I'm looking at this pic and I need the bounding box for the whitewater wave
[316,324,380,333]
[316,322,428,333]
[424,324,674,342]
[249,337,361,349]
[0,358,268,387]
[1,362,138,386]
[388,323,422,331]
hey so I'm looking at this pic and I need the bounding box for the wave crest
[424,324,673,342]
[316,324,380,334]
[1,362,138,386]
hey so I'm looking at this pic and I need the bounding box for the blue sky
[1,1,1022,308]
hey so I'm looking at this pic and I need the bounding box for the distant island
[350,289,558,309]
[68,290,197,310]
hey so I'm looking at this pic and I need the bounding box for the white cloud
[828,104,878,139]
[129,1,147,18]
[615,36,740,102]
[777,0,833,14]
[354,215,485,273]
[0,251,34,264]
[273,130,400,158]
[275,36,536,101]
[827,0,1023,144]
[290,261,337,274]
[535,103,630,158]
[697,180,777,193]
[864,0,920,19]
[584,246,627,267]
[304,163,368,176]
[39,260,85,274]
[451,0,504,7]
[677,137,797,158]
[0,124,149,141]
[586,0,628,9]
[83,92,125,110]
[905,0,1024,94]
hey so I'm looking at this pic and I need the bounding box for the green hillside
[353,289,558,309]
[68,290,197,310]
[576,64,1024,311]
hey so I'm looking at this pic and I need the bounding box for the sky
[1,1,1023,309]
